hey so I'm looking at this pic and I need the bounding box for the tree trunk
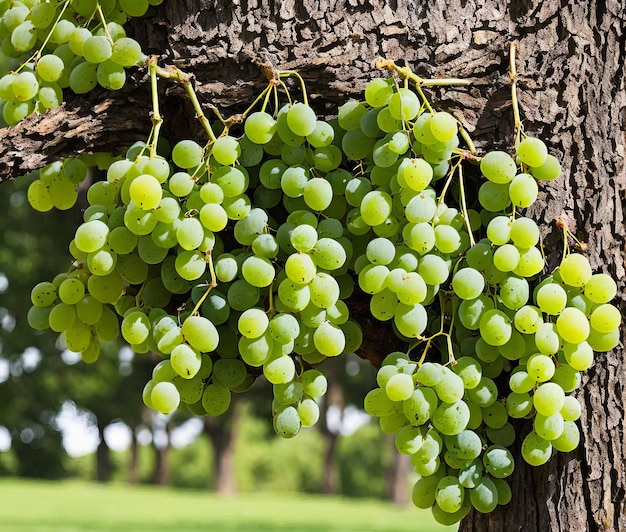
[152,422,171,486]
[127,428,139,485]
[2,0,624,529]
[319,359,344,494]
[96,418,110,483]
[387,451,411,505]
[203,400,242,495]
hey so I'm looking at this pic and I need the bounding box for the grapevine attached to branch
[2,1,621,527]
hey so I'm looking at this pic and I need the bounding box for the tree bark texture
[1,0,625,530]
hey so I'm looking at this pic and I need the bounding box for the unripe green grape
[509,173,538,208]
[556,306,590,344]
[480,151,517,184]
[364,77,394,107]
[583,273,617,304]
[590,303,621,333]
[559,253,592,287]
[201,382,231,416]
[429,111,457,143]
[172,139,204,169]
[388,88,420,120]
[111,37,144,67]
[530,154,561,180]
[97,60,126,90]
[181,315,219,352]
[287,102,317,136]
[273,405,301,438]
[69,61,98,94]
[517,136,548,167]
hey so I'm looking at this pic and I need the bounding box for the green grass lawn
[0,478,457,532]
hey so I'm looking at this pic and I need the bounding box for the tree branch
[0,90,152,182]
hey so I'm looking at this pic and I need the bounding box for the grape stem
[279,71,309,105]
[95,3,113,41]
[16,0,72,71]
[375,58,472,88]
[154,64,217,142]
[146,58,163,159]
[190,252,218,316]
[509,41,523,149]
[457,163,476,246]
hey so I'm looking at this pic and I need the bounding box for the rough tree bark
[1,1,624,530]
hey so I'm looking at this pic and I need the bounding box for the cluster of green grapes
[0,0,150,125]
[352,79,620,523]
[19,25,621,519]
[26,97,369,436]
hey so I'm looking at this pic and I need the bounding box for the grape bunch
[0,0,149,125]
[19,35,620,524]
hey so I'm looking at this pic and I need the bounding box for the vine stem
[155,64,217,142]
[457,163,476,247]
[279,71,309,105]
[190,252,218,316]
[510,41,523,149]
[147,59,163,158]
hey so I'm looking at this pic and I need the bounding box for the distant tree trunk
[1,1,624,529]
[127,428,139,485]
[319,362,343,494]
[96,418,110,483]
[152,422,171,486]
[203,400,242,495]
[387,451,411,505]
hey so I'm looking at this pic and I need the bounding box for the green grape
[493,244,520,272]
[452,267,484,300]
[213,359,247,389]
[238,308,269,339]
[287,102,317,136]
[31,281,57,307]
[478,181,511,212]
[452,357,482,389]
[385,373,414,402]
[245,111,277,144]
[506,391,533,418]
[480,151,517,184]
[469,477,499,514]
[364,78,394,107]
[534,412,565,441]
[201,382,231,416]
[398,157,433,192]
[522,431,552,466]
[527,352,556,381]
[535,282,567,315]
[590,303,621,333]
[151,381,180,414]
[172,139,204,169]
[181,315,219,352]
[435,369,465,403]
[556,307,590,344]
[435,476,465,514]
[552,420,580,452]
[111,37,144,67]
[298,398,320,426]
[388,88,420,120]
[509,173,538,208]
[563,341,594,371]
[273,405,301,438]
[530,154,561,180]
[432,400,470,436]
[510,217,540,248]
[517,137,548,167]
[584,273,617,304]
[479,309,512,346]
[559,253,592,287]
[264,354,296,384]
[483,445,515,478]
[533,382,565,416]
